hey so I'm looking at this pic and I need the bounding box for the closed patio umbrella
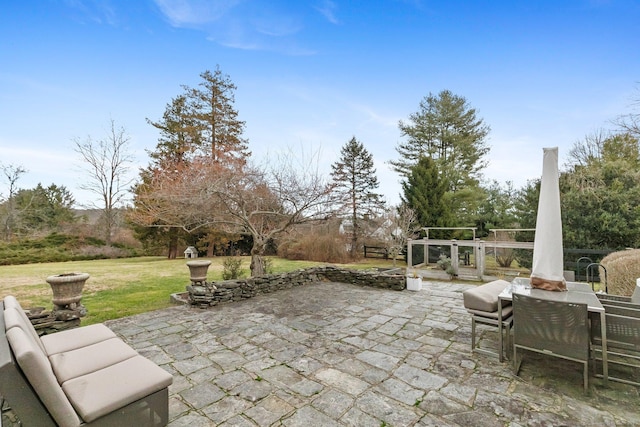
[530,147,567,291]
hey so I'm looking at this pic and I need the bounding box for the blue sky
[1,0,638,207]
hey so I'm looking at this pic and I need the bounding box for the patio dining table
[498,278,608,385]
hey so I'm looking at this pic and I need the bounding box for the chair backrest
[2,300,81,427]
[3,296,47,354]
[632,281,640,304]
[602,304,640,318]
[592,311,640,350]
[513,293,589,361]
[600,299,640,311]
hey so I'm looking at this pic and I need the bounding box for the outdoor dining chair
[462,280,513,361]
[597,284,640,306]
[591,304,640,386]
[512,293,590,391]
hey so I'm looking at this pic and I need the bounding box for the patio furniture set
[0,295,173,426]
[463,278,640,390]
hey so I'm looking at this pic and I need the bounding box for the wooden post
[451,240,459,276]
[477,240,485,280]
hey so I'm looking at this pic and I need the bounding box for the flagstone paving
[106,281,640,426]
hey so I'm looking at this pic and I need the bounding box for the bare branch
[0,163,27,240]
[74,119,134,244]
[130,147,334,275]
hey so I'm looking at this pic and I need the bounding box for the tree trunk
[167,234,178,259]
[350,233,358,259]
[102,209,114,246]
[250,238,267,276]
[250,254,265,276]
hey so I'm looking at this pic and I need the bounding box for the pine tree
[331,137,385,258]
[401,156,450,231]
[390,90,490,226]
[146,66,250,168]
[390,90,490,189]
[186,67,250,165]
[146,95,196,168]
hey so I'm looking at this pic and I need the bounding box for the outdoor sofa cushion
[463,279,511,313]
[62,355,173,422]
[6,324,82,427]
[4,296,47,354]
[41,323,117,356]
[3,296,173,426]
[466,305,513,319]
[49,337,138,384]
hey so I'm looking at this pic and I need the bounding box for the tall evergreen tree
[390,90,490,226]
[135,67,250,257]
[390,90,490,188]
[146,66,250,169]
[146,94,196,167]
[401,156,450,232]
[186,67,250,165]
[330,136,385,257]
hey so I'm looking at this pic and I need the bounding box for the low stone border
[25,306,86,336]
[180,266,405,308]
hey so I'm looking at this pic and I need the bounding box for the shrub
[496,248,515,268]
[514,248,533,269]
[222,257,245,280]
[0,233,140,265]
[279,231,350,263]
[436,255,456,277]
[600,249,640,296]
[263,257,274,275]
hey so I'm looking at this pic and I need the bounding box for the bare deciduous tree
[0,163,27,241]
[566,129,610,168]
[380,204,418,267]
[613,86,640,138]
[74,119,134,245]
[131,149,334,276]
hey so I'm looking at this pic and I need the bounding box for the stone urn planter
[46,272,90,310]
[186,260,212,285]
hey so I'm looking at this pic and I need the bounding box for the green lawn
[0,256,401,324]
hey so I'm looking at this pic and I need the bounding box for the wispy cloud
[152,0,323,54]
[63,0,119,26]
[153,0,242,27]
[315,0,339,25]
[350,103,399,129]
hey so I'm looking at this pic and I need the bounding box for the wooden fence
[363,246,389,259]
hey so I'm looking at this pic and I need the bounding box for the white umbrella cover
[530,147,567,291]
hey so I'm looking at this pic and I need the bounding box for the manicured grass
[0,256,402,324]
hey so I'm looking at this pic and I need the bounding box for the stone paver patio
[105,281,640,426]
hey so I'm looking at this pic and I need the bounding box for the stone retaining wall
[186,266,405,308]
[26,306,86,336]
